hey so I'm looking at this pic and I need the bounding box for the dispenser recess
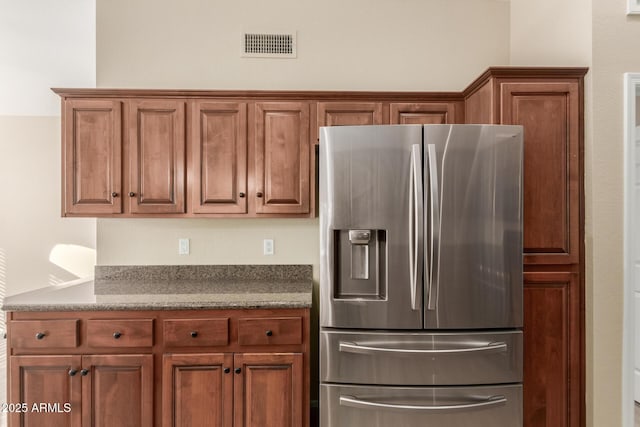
[333,229,387,299]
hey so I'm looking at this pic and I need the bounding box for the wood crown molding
[52,67,590,101]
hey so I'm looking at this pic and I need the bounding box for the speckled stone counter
[2,265,313,311]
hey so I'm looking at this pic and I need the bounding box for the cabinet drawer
[10,320,79,349]
[163,318,229,347]
[238,317,302,346]
[86,319,153,348]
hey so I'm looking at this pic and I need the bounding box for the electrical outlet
[178,238,190,255]
[263,239,274,255]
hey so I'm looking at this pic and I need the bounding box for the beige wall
[97,0,510,90]
[0,117,96,297]
[591,1,640,426]
[510,0,591,66]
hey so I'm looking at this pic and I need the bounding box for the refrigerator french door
[319,124,524,427]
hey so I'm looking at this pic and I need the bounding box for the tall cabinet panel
[464,69,586,427]
[128,100,186,214]
[63,99,122,215]
[190,101,247,214]
[253,102,310,215]
[523,273,580,427]
[500,82,580,265]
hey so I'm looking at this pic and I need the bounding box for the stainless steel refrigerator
[319,124,524,427]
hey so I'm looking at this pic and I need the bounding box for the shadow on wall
[48,244,96,285]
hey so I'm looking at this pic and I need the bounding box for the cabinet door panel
[234,353,303,427]
[523,272,580,427]
[390,102,459,124]
[191,102,247,214]
[63,99,122,215]
[82,354,153,427]
[501,82,580,264]
[162,353,233,427]
[128,100,186,214]
[254,102,310,214]
[10,355,82,427]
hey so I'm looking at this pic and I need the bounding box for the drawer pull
[68,369,77,377]
[35,332,46,340]
[224,367,230,374]
[113,332,122,339]
[190,331,198,338]
[266,330,273,337]
[81,369,89,376]
[234,368,241,374]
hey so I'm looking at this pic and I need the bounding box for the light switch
[178,238,190,255]
[263,239,274,255]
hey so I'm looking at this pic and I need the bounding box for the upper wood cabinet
[317,102,383,127]
[253,102,310,215]
[500,82,580,265]
[190,101,247,214]
[127,100,186,214]
[389,102,460,124]
[63,99,122,215]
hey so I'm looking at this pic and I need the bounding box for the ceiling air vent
[242,32,297,58]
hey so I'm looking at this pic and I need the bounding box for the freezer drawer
[321,330,522,385]
[321,384,522,427]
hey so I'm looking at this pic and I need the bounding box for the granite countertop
[2,265,313,312]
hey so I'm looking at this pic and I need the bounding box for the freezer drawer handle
[339,394,507,411]
[338,341,507,355]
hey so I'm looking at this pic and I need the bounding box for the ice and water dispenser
[333,229,387,299]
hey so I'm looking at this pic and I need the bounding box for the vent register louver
[242,32,297,58]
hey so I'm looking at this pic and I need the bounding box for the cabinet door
[500,82,580,265]
[63,99,122,215]
[128,100,186,214]
[191,101,247,214]
[254,102,310,215]
[234,353,303,427]
[523,272,581,427]
[317,102,383,127]
[82,354,153,427]
[9,355,82,427]
[162,353,233,427]
[390,102,459,124]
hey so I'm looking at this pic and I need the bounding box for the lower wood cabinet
[9,354,153,427]
[162,352,302,427]
[7,309,310,427]
[523,272,581,427]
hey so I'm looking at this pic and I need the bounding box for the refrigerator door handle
[339,395,507,411]
[409,144,424,311]
[339,341,508,355]
[426,143,440,311]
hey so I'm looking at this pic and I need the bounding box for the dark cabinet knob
[256,192,263,198]
[80,369,89,376]
[224,367,230,374]
[111,192,119,198]
[266,330,273,337]
[239,192,245,198]
[190,331,198,338]
[234,368,241,374]
[113,331,122,339]
[129,192,136,197]
[68,369,77,376]
[35,332,45,340]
